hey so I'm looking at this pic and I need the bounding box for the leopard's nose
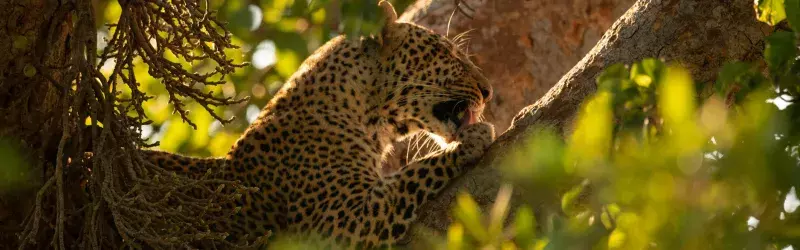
[479,85,493,102]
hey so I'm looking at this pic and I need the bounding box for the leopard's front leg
[389,122,496,206]
[356,122,495,247]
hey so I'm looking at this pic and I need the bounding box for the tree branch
[406,0,770,234]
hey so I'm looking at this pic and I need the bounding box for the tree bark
[404,0,770,235]
[0,0,74,247]
[401,0,637,134]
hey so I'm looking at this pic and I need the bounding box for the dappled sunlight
[252,40,278,69]
[246,104,261,124]
[786,187,800,213]
[248,4,263,31]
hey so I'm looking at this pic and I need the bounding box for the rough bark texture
[406,0,770,236]
[0,0,72,247]
[400,0,636,133]
[386,0,636,174]
[0,0,70,148]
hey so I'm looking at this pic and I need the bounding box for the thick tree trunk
[401,0,636,135]
[405,0,770,235]
[0,0,72,247]
[385,0,635,175]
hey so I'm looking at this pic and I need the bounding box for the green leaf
[160,116,191,152]
[273,31,310,78]
[514,206,537,248]
[341,0,382,39]
[600,204,621,229]
[447,223,465,250]
[716,62,754,93]
[756,0,787,25]
[228,4,260,38]
[714,62,771,103]
[630,58,665,89]
[306,0,332,13]
[561,182,587,215]
[717,62,755,85]
[786,0,800,30]
[487,185,513,242]
[453,193,487,242]
[597,64,628,91]
[764,31,798,74]
[291,0,308,16]
[189,103,212,151]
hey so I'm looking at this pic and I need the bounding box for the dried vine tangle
[15,0,265,249]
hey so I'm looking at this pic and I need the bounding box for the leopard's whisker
[451,30,468,44]
[410,136,424,162]
[405,133,417,164]
[413,135,435,162]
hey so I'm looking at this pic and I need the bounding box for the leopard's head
[374,1,492,144]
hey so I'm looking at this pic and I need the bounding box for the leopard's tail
[140,149,229,179]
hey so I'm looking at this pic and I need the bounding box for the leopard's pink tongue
[459,109,476,128]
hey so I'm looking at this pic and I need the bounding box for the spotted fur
[144,1,495,248]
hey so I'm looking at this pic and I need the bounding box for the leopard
[142,1,495,248]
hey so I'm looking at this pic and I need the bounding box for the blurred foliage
[93,0,413,156]
[0,139,30,193]
[446,2,800,249]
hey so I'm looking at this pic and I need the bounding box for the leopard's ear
[379,0,397,24]
[377,0,398,49]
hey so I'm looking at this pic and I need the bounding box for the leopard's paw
[455,122,495,163]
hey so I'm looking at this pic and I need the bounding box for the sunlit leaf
[261,0,292,24]
[514,206,536,248]
[209,132,238,157]
[561,182,587,216]
[532,239,549,250]
[755,0,787,25]
[273,32,309,78]
[311,8,327,24]
[567,90,613,174]
[275,48,301,79]
[631,74,652,88]
[600,204,621,230]
[447,223,464,250]
[607,230,626,249]
[189,103,212,150]
[306,0,332,13]
[453,193,487,242]
[614,212,646,249]
[143,95,171,124]
[160,116,191,152]
[597,63,629,91]
[488,185,513,242]
[658,65,696,126]
[646,172,675,202]
[630,58,664,88]
[104,1,122,24]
